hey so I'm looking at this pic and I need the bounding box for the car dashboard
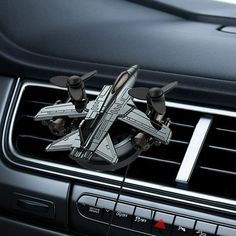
[0,0,236,236]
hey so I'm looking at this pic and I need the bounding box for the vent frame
[3,79,236,216]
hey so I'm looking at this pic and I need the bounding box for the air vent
[190,115,236,200]
[10,82,199,180]
[8,82,236,202]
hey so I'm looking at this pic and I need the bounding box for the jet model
[34,65,177,171]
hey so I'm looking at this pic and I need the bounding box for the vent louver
[190,116,236,200]
[9,82,236,202]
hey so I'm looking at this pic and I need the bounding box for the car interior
[0,0,236,235]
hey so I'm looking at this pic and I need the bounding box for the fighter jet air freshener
[34,65,177,171]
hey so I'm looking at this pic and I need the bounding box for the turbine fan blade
[161,81,178,94]
[50,76,69,88]
[151,100,166,115]
[148,87,166,115]
[50,70,97,87]
[69,88,83,101]
[130,82,178,115]
[80,70,97,81]
[128,87,149,100]
[67,76,84,101]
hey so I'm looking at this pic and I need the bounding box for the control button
[152,211,174,236]
[113,203,134,228]
[217,226,236,236]
[96,198,115,223]
[154,220,166,230]
[77,195,97,217]
[78,195,97,205]
[87,206,102,219]
[173,216,195,236]
[77,195,102,220]
[193,221,217,236]
[132,207,154,233]
[78,204,102,220]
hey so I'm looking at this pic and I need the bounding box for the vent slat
[207,145,236,153]
[20,100,53,116]
[200,166,236,176]
[24,100,53,106]
[18,134,54,143]
[170,139,189,145]
[171,122,195,129]
[139,155,181,166]
[20,114,35,119]
[216,127,236,134]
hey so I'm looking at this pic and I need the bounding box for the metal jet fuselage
[69,65,138,163]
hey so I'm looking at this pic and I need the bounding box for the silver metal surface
[166,101,236,118]
[175,116,213,184]
[3,80,236,218]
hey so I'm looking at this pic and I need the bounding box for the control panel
[77,195,236,236]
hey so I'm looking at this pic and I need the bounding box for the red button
[154,219,166,231]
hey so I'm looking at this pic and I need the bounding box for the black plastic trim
[0,216,72,236]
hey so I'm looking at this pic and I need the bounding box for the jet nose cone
[127,65,139,75]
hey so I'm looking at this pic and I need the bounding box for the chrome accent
[3,80,236,216]
[123,179,236,215]
[175,116,213,184]
[166,101,236,118]
[134,100,236,118]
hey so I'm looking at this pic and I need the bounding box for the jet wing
[94,133,118,164]
[34,102,90,121]
[46,130,80,152]
[118,108,172,145]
